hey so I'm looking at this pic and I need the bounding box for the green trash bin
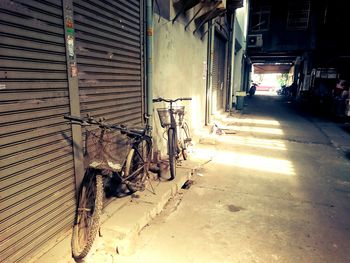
[236,91,246,110]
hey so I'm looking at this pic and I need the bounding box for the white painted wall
[232,0,249,105]
[236,0,249,39]
[152,13,208,154]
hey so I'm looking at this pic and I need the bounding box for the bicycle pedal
[184,138,192,143]
[176,160,183,166]
[126,181,145,192]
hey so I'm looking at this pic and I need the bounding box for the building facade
[0,0,248,262]
[246,0,350,117]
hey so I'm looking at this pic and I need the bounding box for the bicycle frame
[168,100,179,156]
[123,133,152,180]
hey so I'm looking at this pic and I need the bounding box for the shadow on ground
[345,151,350,160]
[341,124,350,134]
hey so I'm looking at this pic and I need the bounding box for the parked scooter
[277,85,291,96]
[277,83,297,97]
[277,85,287,96]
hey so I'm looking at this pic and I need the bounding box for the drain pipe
[205,21,215,125]
[228,12,236,113]
[146,0,161,174]
[146,0,153,119]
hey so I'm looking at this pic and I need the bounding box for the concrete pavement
[112,94,350,263]
[33,94,350,263]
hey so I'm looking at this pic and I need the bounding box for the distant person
[248,83,257,97]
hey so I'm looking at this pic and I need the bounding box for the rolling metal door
[213,34,226,111]
[212,42,219,94]
[217,36,226,110]
[0,1,75,262]
[212,35,219,114]
[73,0,144,126]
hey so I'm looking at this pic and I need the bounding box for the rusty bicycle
[64,115,153,259]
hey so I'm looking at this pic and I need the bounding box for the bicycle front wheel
[71,173,103,259]
[168,128,176,180]
[124,137,152,193]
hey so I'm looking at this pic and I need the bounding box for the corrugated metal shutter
[0,1,75,262]
[218,36,226,109]
[73,0,144,126]
[212,38,219,93]
[213,33,226,111]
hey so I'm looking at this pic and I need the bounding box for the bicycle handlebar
[64,115,86,123]
[65,115,108,126]
[64,115,127,132]
[152,97,192,103]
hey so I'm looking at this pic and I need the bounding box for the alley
[110,94,350,263]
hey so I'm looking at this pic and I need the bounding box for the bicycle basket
[84,129,129,170]
[157,106,185,127]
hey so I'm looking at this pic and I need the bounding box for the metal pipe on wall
[228,12,236,112]
[205,21,215,125]
[146,0,153,118]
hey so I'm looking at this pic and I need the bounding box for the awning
[194,1,227,27]
[173,0,227,33]
[173,0,201,14]
[227,0,244,11]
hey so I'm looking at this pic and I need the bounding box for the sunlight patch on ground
[221,117,280,127]
[224,125,284,135]
[255,90,278,96]
[213,113,280,126]
[216,135,287,151]
[193,148,296,176]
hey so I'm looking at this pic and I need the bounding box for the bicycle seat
[89,160,122,172]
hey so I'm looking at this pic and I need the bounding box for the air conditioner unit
[247,34,263,47]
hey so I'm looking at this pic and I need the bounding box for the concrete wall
[152,8,208,153]
[235,0,249,39]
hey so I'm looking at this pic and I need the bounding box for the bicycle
[153,97,192,180]
[64,115,153,259]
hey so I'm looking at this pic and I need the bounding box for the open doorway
[251,63,294,96]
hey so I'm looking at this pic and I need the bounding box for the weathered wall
[152,10,208,153]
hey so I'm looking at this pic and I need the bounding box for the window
[287,0,311,30]
[250,6,271,31]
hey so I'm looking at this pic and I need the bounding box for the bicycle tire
[180,122,191,160]
[71,173,103,259]
[168,128,176,180]
[124,137,151,193]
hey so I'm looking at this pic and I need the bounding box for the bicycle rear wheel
[124,137,152,193]
[180,122,191,160]
[168,128,176,180]
[71,173,103,259]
